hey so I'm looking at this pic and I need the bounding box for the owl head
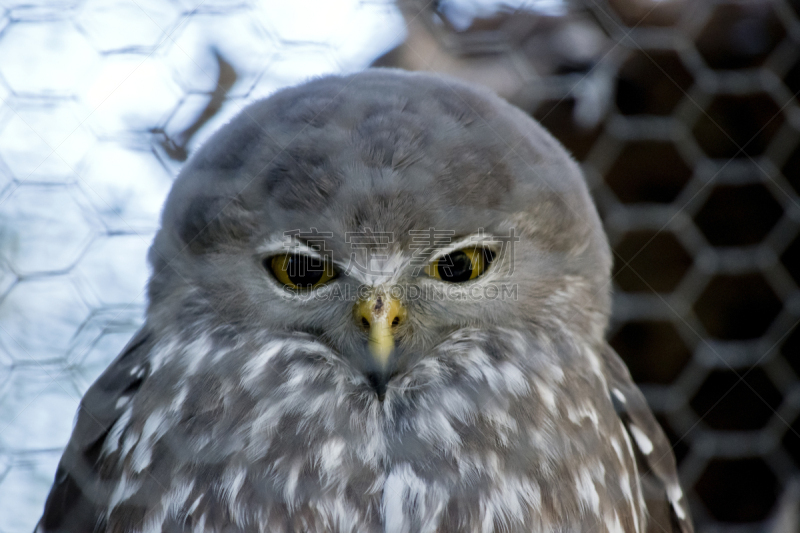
[147,69,611,398]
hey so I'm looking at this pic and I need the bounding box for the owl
[37,69,692,533]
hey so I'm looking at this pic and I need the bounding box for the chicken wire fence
[0,0,798,531]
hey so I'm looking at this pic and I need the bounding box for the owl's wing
[36,326,154,533]
[601,343,693,533]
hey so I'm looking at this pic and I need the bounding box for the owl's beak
[355,293,406,370]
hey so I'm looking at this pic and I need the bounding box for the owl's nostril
[362,317,370,329]
[391,317,400,327]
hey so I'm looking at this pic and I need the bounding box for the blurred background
[0,0,799,531]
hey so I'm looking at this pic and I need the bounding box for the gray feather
[37,69,690,533]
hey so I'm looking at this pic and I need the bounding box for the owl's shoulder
[601,343,693,533]
[36,327,155,533]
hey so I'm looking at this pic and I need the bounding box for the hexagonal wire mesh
[0,0,798,531]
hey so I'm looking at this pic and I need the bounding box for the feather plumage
[36,69,691,533]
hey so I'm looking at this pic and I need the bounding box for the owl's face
[148,70,611,399]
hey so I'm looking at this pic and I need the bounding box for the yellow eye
[266,253,337,290]
[424,247,495,282]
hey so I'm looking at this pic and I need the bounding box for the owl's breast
[103,330,645,533]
